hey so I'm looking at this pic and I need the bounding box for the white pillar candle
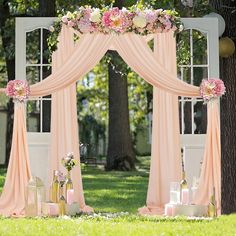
[67,189,74,205]
[164,204,173,216]
[181,189,189,205]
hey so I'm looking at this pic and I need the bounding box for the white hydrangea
[90,9,101,23]
[133,14,147,28]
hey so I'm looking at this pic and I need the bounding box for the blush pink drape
[193,100,221,214]
[139,33,182,215]
[30,26,199,97]
[50,26,93,212]
[0,103,31,216]
[0,25,221,216]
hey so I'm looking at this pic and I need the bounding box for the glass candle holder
[169,182,180,204]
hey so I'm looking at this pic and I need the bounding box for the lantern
[219,37,235,58]
[25,176,46,217]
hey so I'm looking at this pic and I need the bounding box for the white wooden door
[16,17,55,183]
[178,18,219,187]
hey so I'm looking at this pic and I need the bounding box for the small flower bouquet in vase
[61,152,77,203]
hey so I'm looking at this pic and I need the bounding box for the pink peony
[5,80,30,102]
[102,7,130,33]
[200,78,225,103]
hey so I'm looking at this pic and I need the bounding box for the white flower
[121,7,128,13]
[90,9,101,23]
[133,14,147,28]
[61,15,68,23]
[179,24,184,32]
[48,25,55,32]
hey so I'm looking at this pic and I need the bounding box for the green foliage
[77,60,108,154]
[8,0,39,15]
[0,168,6,193]
[47,19,62,56]
[127,71,151,134]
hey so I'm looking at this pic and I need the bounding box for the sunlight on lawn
[82,164,149,213]
[1,158,236,236]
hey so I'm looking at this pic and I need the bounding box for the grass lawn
[0,157,236,236]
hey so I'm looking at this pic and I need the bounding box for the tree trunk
[106,0,135,171]
[106,51,135,171]
[39,0,55,16]
[0,1,15,167]
[210,0,236,214]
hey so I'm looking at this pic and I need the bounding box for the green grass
[82,165,149,213]
[0,168,6,193]
[0,158,236,236]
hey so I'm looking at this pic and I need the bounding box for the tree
[210,0,236,214]
[106,0,136,171]
[106,51,136,170]
[0,1,15,167]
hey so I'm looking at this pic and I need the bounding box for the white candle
[164,204,173,216]
[181,189,189,205]
[67,189,74,205]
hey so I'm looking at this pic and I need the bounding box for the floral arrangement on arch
[61,152,78,172]
[200,78,225,104]
[59,7,182,34]
[5,80,30,102]
[47,6,183,53]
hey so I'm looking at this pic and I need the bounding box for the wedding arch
[0,7,221,216]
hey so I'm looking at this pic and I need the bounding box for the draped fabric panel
[193,100,221,214]
[0,25,221,216]
[30,29,113,97]
[50,26,93,212]
[0,103,31,216]
[30,26,199,97]
[113,34,199,97]
[139,32,182,215]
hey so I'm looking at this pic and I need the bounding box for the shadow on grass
[82,166,149,213]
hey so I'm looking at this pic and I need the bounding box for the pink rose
[62,15,68,23]
[68,20,75,27]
